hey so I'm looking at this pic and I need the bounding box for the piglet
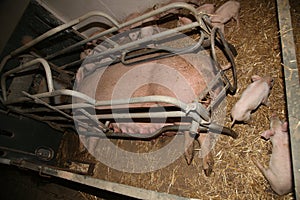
[177,4,215,26]
[196,3,215,15]
[253,114,292,195]
[210,1,240,34]
[231,75,273,127]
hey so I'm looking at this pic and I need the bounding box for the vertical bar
[277,0,300,198]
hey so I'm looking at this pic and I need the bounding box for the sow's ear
[251,75,262,82]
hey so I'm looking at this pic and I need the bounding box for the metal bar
[83,123,237,139]
[29,51,74,76]
[0,11,120,73]
[75,111,187,121]
[12,11,119,57]
[0,146,36,157]
[83,125,188,139]
[45,2,206,61]
[21,91,206,136]
[22,92,103,133]
[277,0,300,198]
[4,89,96,105]
[48,21,201,63]
[7,90,209,125]
[119,32,205,66]
[22,91,74,120]
[76,108,109,131]
[1,58,54,101]
[210,27,237,94]
[0,158,190,200]
[0,2,205,73]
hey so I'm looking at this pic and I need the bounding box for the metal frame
[0,2,237,139]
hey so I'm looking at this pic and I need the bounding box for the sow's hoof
[184,143,194,165]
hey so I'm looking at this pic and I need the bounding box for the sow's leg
[184,130,215,176]
[197,133,215,176]
[184,131,195,165]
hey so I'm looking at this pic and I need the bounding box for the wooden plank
[276,0,300,198]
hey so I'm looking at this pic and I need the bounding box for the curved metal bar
[1,58,54,101]
[0,55,12,74]
[210,26,237,94]
[22,92,103,133]
[203,122,238,139]
[120,31,205,66]
[4,89,96,105]
[79,121,237,140]
[46,2,206,61]
[13,11,119,57]
[119,2,202,32]
[82,22,201,68]
[6,89,209,122]
[0,11,120,73]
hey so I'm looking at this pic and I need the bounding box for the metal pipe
[119,32,205,66]
[0,11,120,74]
[80,122,237,139]
[0,55,12,75]
[6,88,209,122]
[1,58,54,101]
[22,91,102,133]
[82,125,189,139]
[12,11,119,57]
[29,51,74,76]
[76,111,187,120]
[45,2,206,61]
[76,108,109,131]
[86,22,201,63]
[4,89,96,105]
[210,27,237,94]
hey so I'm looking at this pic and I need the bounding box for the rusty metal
[277,0,300,198]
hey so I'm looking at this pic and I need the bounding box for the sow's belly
[75,53,215,134]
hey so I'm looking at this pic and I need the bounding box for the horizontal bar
[76,111,186,120]
[82,22,201,66]
[4,89,96,105]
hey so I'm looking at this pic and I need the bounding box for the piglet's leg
[184,131,195,165]
[254,160,279,193]
[198,133,215,176]
[262,96,270,106]
[233,13,240,27]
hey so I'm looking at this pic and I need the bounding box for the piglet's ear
[281,122,288,132]
[251,75,262,82]
[261,130,274,140]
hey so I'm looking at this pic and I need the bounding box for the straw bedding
[59,0,299,199]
